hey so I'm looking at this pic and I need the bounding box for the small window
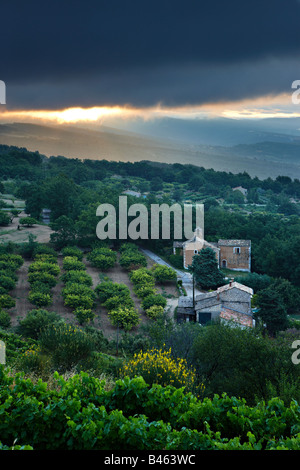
[234,247,240,254]
[194,249,198,254]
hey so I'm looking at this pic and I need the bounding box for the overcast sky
[1,0,300,115]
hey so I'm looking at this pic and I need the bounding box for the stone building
[173,228,251,272]
[218,239,251,272]
[177,281,254,328]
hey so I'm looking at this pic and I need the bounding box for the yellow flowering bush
[121,347,202,395]
[17,344,51,375]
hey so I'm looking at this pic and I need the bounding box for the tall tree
[189,247,225,290]
[255,286,288,336]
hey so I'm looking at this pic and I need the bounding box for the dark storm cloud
[2,0,300,108]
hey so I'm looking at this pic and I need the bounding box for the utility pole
[116,321,119,356]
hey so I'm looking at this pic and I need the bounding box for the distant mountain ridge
[0,120,299,180]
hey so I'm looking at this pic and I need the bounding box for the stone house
[218,239,251,272]
[173,228,251,272]
[177,281,254,328]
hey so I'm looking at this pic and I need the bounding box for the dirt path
[0,211,54,244]
[8,259,32,326]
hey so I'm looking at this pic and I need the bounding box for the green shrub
[146,305,165,319]
[34,254,57,264]
[62,283,95,300]
[129,267,155,287]
[0,254,24,269]
[0,310,11,329]
[39,323,95,371]
[19,216,37,227]
[64,294,94,310]
[62,246,84,260]
[141,293,167,311]
[95,281,130,304]
[0,371,300,450]
[16,344,51,376]
[28,261,60,277]
[63,256,86,272]
[168,254,183,269]
[0,269,17,282]
[74,307,95,325]
[29,282,52,294]
[87,248,117,270]
[108,306,140,331]
[33,244,57,257]
[0,294,15,309]
[103,295,134,311]
[119,250,147,270]
[134,285,157,299]
[61,270,93,286]
[151,264,177,283]
[28,271,57,288]
[0,275,16,292]
[17,309,62,339]
[28,291,52,307]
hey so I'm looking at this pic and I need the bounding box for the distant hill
[0,121,299,180]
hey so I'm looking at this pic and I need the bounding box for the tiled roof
[218,239,251,246]
[217,281,253,295]
[220,308,254,328]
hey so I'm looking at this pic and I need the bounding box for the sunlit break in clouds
[0,106,126,124]
[0,92,299,126]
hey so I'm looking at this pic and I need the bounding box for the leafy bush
[0,370,300,450]
[121,347,200,395]
[0,211,11,226]
[19,216,37,226]
[33,244,57,257]
[39,323,95,372]
[0,294,15,309]
[62,283,95,311]
[95,281,130,304]
[29,281,52,294]
[119,248,147,270]
[62,246,84,260]
[141,293,167,311]
[0,309,11,329]
[62,283,96,300]
[168,254,183,269]
[28,261,60,277]
[87,247,116,270]
[151,264,177,283]
[103,295,135,311]
[34,253,57,264]
[74,307,95,325]
[64,294,95,310]
[0,254,24,269]
[61,270,93,287]
[145,305,165,319]
[28,291,52,307]
[17,309,62,339]
[129,267,155,287]
[62,256,86,272]
[28,271,57,288]
[16,344,51,375]
[108,306,140,331]
[134,285,157,299]
[0,275,16,292]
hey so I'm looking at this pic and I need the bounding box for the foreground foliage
[0,368,300,450]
